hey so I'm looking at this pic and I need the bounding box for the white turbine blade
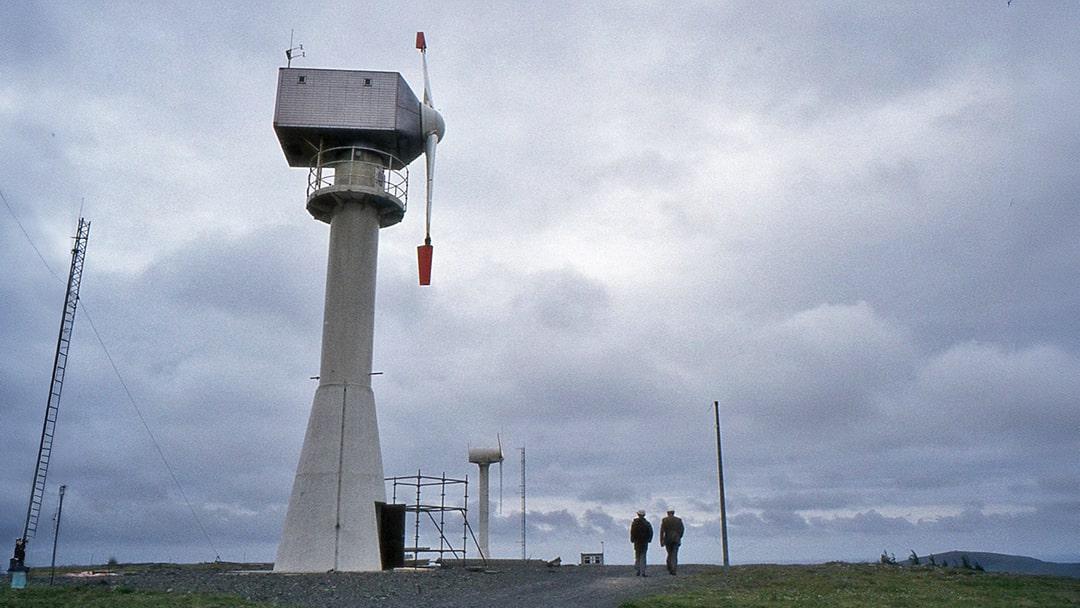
[417,31,433,106]
[415,31,444,266]
[424,132,437,239]
[416,31,445,142]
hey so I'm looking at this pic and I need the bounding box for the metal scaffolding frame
[388,471,480,566]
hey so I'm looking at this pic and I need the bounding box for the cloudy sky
[2,1,1077,568]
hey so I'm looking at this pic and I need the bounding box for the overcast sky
[2,1,1077,568]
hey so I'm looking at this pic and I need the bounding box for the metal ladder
[23,217,90,541]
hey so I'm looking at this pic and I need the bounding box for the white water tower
[272,33,445,573]
[468,444,503,559]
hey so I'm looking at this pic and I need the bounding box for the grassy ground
[2,562,1077,607]
[0,563,280,608]
[0,585,279,608]
[620,562,1080,608]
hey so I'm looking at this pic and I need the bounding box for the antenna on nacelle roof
[285,29,305,67]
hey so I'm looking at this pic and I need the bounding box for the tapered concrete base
[275,383,386,572]
[275,166,390,573]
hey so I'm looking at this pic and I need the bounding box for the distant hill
[902,551,1080,578]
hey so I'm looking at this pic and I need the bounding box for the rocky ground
[43,559,710,608]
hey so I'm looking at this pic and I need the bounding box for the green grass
[620,563,1080,608]
[0,563,282,608]
[0,585,279,608]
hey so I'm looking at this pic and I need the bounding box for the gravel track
[44,560,709,608]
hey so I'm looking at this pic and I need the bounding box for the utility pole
[50,485,66,584]
[714,400,730,567]
[519,446,526,561]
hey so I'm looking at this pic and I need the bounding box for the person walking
[629,509,653,576]
[660,509,684,575]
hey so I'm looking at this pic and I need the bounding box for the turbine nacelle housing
[273,67,429,169]
[468,447,504,465]
[273,33,445,284]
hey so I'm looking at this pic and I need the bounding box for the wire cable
[1,188,64,284]
[80,303,221,560]
[2,190,220,560]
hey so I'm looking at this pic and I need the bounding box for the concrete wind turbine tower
[272,33,445,572]
[468,442,503,559]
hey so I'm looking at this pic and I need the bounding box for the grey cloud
[2,2,1078,568]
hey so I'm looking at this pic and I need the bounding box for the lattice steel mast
[21,217,90,546]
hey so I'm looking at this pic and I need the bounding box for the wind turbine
[468,437,504,560]
[271,33,445,573]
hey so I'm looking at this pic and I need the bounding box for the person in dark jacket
[659,509,685,575]
[11,538,26,571]
[629,510,653,576]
